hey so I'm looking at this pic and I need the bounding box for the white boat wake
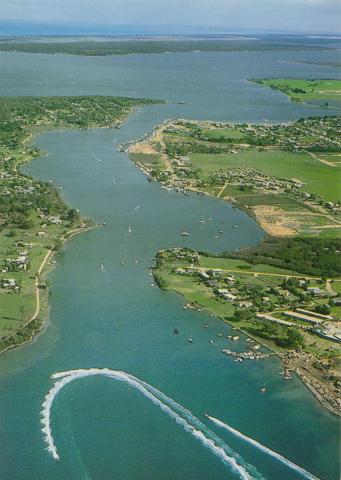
[131,204,141,213]
[206,415,319,480]
[93,153,103,162]
[41,368,263,480]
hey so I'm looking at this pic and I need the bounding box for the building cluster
[209,167,305,194]
[167,248,340,345]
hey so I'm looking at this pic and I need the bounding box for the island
[0,36,332,56]
[128,112,341,415]
[0,95,161,353]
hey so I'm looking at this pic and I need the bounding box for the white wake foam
[206,415,320,480]
[41,368,263,480]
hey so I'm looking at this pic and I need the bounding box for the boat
[173,328,179,335]
[260,386,267,393]
[128,225,132,233]
[180,231,189,236]
[210,340,214,345]
[233,225,239,229]
[121,259,125,265]
[100,264,105,272]
[199,220,205,224]
[203,324,208,328]
[188,337,193,343]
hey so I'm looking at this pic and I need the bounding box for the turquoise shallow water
[0,48,340,480]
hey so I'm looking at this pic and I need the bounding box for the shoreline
[0,224,98,355]
[128,117,341,238]
[129,117,341,418]
[0,96,155,355]
[156,276,341,417]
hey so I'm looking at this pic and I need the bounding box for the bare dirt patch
[253,205,297,236]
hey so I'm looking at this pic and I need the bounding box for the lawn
[198,255,304,276]
[256,79,341,104]
[203,127,245,140]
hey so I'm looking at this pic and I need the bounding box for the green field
[191,149,341,202]
[203,127,244,140]
[198,256,304,276]
[316,154,341,163]
[255,78,341,105]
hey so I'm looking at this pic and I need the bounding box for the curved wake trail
[206,415,319,480]
[41,368,263,480]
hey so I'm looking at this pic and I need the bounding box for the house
[307,287,326,297]
[175,268,186,275]
[238,300,253,308]
[199,271,210,280]
[216,288,236,302]
[179,156,190,163]
[48,215,61,225]
[1,278,18,290]
[37,231,46,237]
[332,297,341,307]
[211,269,223,279]
[225,276,236,284]
[5,254,29,271]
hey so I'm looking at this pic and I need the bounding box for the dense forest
[224,236,341,277]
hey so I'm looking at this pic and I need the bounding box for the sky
[0,0,340,35]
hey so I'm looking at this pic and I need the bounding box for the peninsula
[252,78,341,107]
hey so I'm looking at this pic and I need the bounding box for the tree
[282,328,305,349]
[315,304,331,315]
[67,208,80,224]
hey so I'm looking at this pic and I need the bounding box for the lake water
[0,47,340,480]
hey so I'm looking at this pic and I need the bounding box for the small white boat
[128,225,132,233]
[188,337,193,343]
[180,231,189,236]
[233,225,239,229]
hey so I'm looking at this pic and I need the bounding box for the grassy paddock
[191,149,341,201]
